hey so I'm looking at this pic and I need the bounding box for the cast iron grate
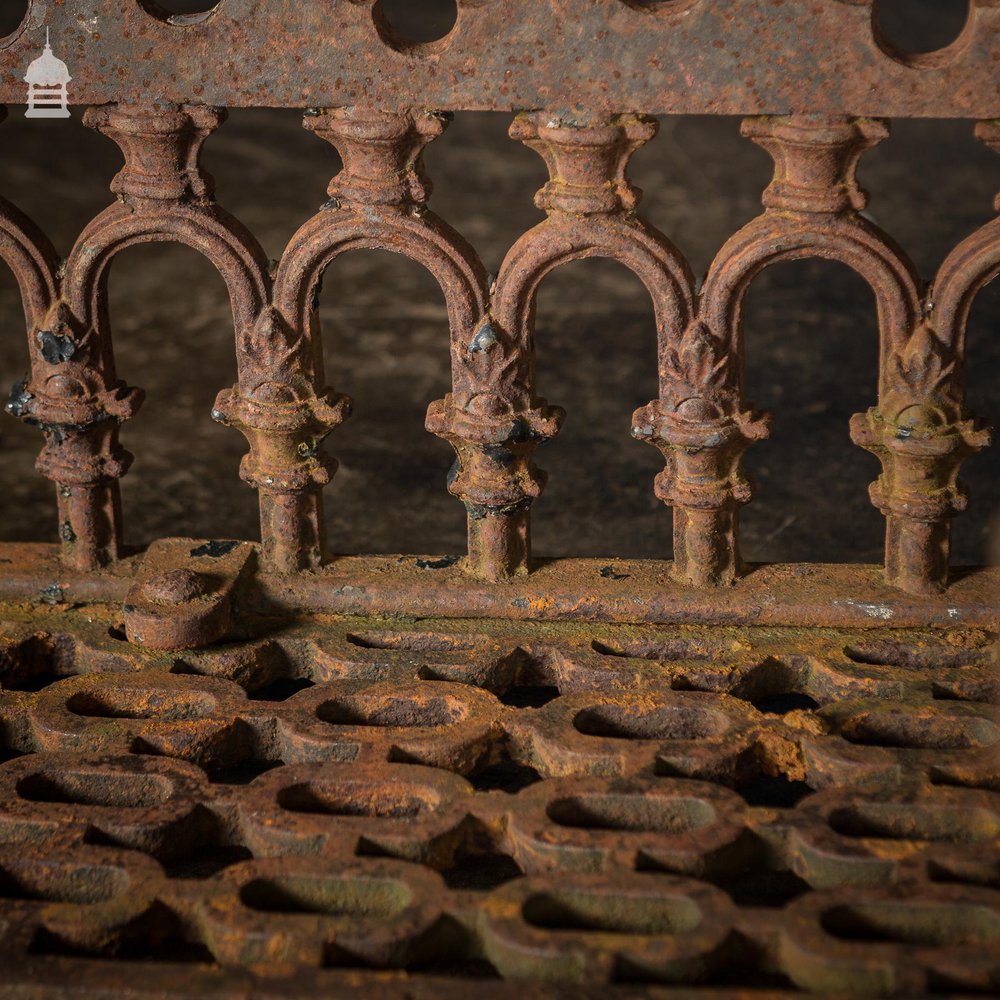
[0,611,996,995]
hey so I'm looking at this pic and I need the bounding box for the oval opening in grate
[573,703,729,741]
[137,1,218,25]
[840,710,998,751]
[844,640,990,670]
[277,780,437,819]
[65,688,217,721]
[624,0,702,11]
[591,638,712,661]
[240,874,412,918]
[828,802,1000,843]
[0,862,129,905]
[318,693,466,728]
[346,631,477,653]
[16,770,173,808]
[547,793,716,834]
[821,900,1000,947]
[522,888,702,936]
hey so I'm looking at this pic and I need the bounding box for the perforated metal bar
[0,1,997,116]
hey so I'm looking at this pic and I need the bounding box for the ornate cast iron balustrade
[0,1,996,621]
[0,4,998,997]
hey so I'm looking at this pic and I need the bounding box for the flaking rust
[0,1,996,996]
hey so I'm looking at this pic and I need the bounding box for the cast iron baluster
[19,301,139,572]
[0,108,69,558]
[274,107,489,573]
[485,111,694,579]
[852,121,995,594]
[670,115,921,588]
[8,104,152,572]
[60,104,270,568]
[214,297,349,574]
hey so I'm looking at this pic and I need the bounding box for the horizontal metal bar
[0,543,995,628]
[0,0,998,116]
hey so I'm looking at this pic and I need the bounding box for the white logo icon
[25,29,71,119]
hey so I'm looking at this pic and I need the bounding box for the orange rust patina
[0,1,997,997]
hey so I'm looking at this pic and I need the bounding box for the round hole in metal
[376,0,457,46]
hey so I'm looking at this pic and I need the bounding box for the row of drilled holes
[0,1,976,54]
[0,0,459,43]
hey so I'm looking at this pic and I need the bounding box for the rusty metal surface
[121,538,255,649]
[0,607,997,994]
[1,11,997,594]
[0,0,998,994]
[2,99,997,594]
[0,544,997,631]
[0,1,999,117]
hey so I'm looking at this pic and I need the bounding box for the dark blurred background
[0,0,995,565]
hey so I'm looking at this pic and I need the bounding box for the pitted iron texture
[0,611,996,994]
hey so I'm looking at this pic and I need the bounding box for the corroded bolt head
[143,568,209,604]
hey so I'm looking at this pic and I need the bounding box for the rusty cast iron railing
[0,2,996,997]
[0,0,995,605]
